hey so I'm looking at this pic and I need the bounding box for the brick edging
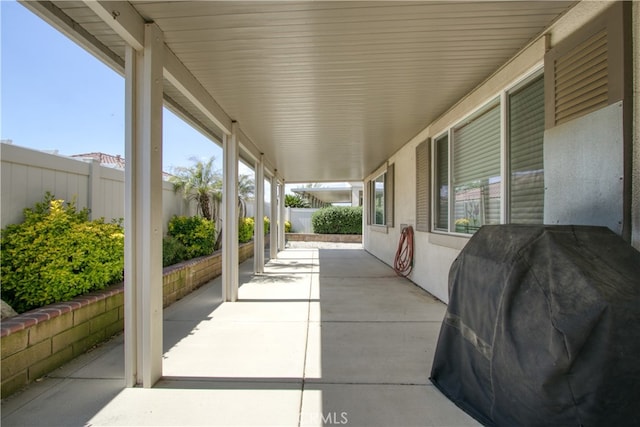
[286,233,362,243]
[0,241,255,338]
[0,284,124,338]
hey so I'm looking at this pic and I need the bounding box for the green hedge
[311,206,362,234]
[1,194,124,313]
[164,215,215,266]
[239,217,254,243]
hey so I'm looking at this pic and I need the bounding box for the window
[432,72,544,235]
[434,135,449,231]
[453,103,501,233]
[509,75,545,223]
[374,173,386,225]
[368,164,394,228]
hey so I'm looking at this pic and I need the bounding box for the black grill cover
[430,225,640,426]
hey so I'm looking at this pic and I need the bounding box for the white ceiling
[26,1,575,182]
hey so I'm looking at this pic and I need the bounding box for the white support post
[278,181,286,251]
[124,44,138,389]
[222,124,239,302]
[254,156,265,274]
[351,186,360,207]
[270,175,278,259]
[123,22,164,389]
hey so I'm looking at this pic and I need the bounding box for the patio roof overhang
[21,0,576,183]
[292,187,355,205]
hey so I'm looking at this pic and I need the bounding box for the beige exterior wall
[0,143,196,233]
[364,1,632,302]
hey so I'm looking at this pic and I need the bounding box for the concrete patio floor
[1,243,479,427]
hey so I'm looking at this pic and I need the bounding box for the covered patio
[1,243,478,426]
[13,0,585,388]
[4,1,638,424]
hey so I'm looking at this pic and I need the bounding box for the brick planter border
[285,233,362,243]
[1,241,254,398]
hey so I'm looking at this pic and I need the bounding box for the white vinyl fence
[1,143,196,233]
[245,203,319,233]
[286,207,319,233]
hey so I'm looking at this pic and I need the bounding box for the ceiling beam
[20,1,124,74]
[82,0,233,136]
[237,128,275,176]
[163,48,232,136]
[84,1,144,51]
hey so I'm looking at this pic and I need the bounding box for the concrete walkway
[1,243,479,427]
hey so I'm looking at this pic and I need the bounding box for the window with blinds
[509,75,545,224]
[369,165,394,228]
[373,172,385,226]
[452,103,501,233]
[434,135,449,231]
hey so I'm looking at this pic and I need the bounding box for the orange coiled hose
[394,225,414,277]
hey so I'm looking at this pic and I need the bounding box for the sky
[0,0,230,174]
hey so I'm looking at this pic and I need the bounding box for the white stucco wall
[363,1,629,303]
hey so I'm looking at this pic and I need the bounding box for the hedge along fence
[311,206,363,234]
[0,241,254,398]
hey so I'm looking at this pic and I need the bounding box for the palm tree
[170,156,222,221]
[237,174,255,218]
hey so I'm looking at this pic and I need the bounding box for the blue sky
[1,0,226,173]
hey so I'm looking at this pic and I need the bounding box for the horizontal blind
[453,105,501,184]
[453,104,501,231]
[435,135,449,230]
[510,76,545,224]
[415,141,429,232]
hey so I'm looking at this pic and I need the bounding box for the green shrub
[239,217,254,243]
[312,206,362,234]
[167,215,215,260]
[162,235,188,267]
[262,217,291,234]
[264,216,270,235]
[1,193,124,313]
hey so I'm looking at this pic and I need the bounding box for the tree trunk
[199,193,211,219]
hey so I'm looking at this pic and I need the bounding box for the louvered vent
[554,29,608,126]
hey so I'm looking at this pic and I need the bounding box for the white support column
[351,186,360,207]
[123,22,164,389]
[270,175,278,259]
[222,123,239,302]
[278,181,286,251]
[124,44,138,389]
[254,156,265,274]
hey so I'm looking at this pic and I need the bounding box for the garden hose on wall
[394,225,414,277]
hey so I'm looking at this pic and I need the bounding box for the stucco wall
[364,1,627,302]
